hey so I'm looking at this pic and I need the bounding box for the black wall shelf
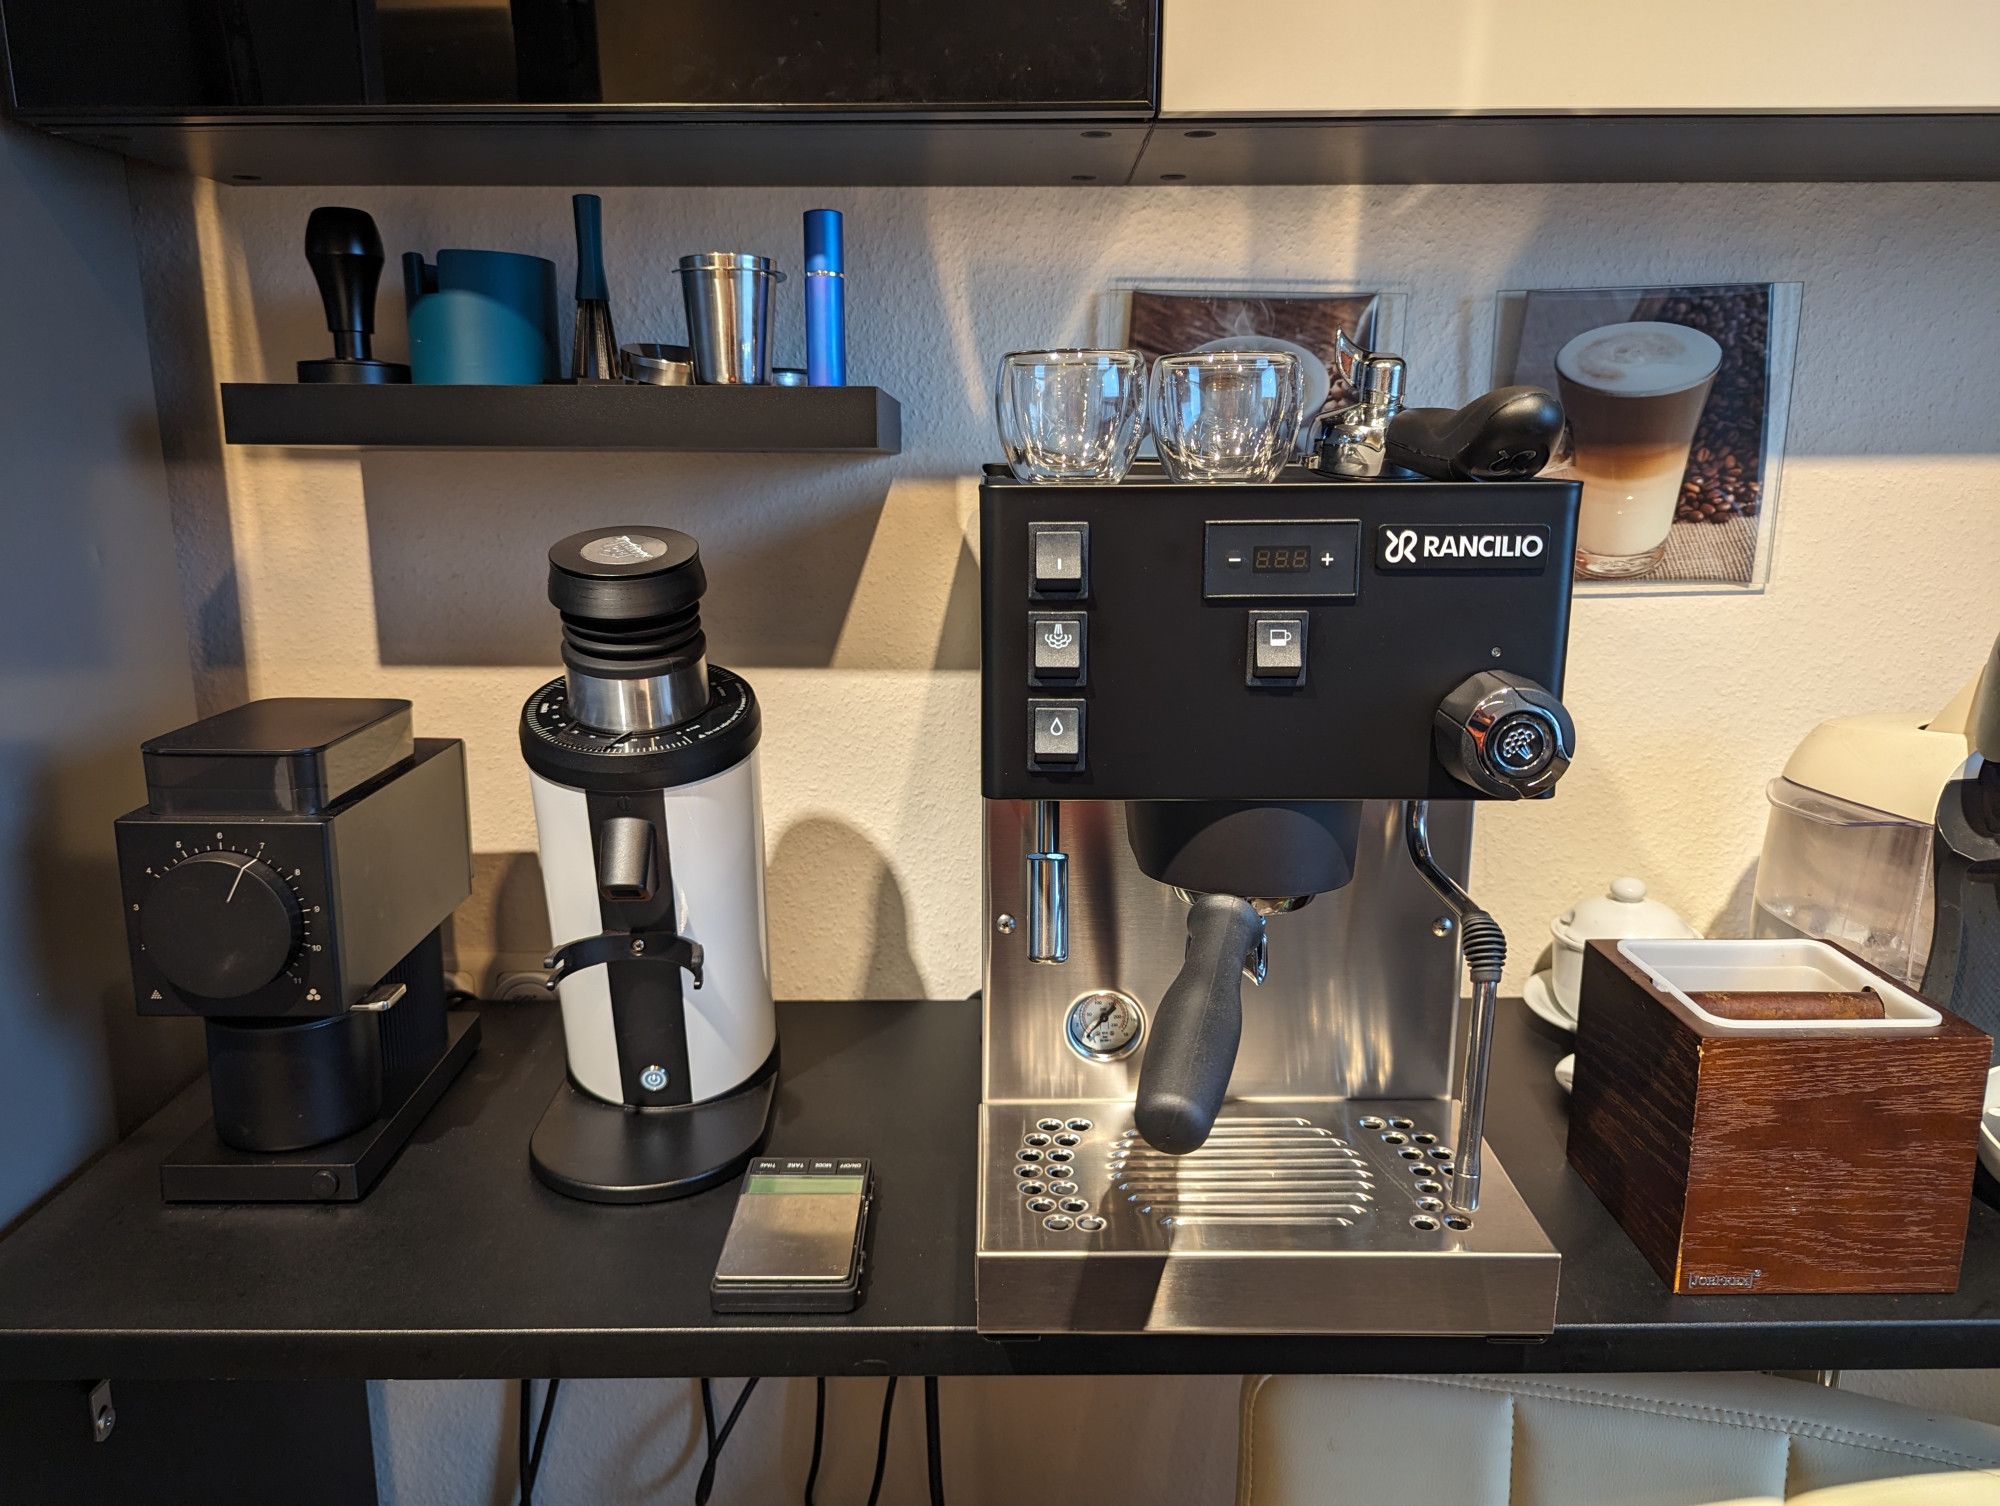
[219,383,902,454]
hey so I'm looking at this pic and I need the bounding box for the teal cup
[402,249,560,384]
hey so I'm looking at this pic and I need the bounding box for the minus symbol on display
[1226,554,1244,566]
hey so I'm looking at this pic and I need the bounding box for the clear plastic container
[1751,776,1936,985]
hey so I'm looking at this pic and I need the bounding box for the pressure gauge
[1066,990,1144,1062]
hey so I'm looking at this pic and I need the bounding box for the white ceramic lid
[1552,877,1700,948]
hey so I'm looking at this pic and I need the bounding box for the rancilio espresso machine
[978,465,1581,1335]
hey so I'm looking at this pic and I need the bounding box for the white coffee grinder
[520,526,777,1202]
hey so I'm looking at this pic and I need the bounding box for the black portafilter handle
[1134,893,1265,1155]
[1385,385,1564,481]
[299,206,409,384]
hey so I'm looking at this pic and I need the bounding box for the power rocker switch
[1248,614,1307,686]
[1029,612,1086,685]
[1029,699,1085,771]
[1029,523,1088,598]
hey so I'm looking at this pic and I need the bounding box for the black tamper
[298,206,409,385]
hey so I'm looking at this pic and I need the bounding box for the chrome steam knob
[1434,671,1575,798]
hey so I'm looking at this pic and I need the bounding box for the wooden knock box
[1566,937,1991,1295]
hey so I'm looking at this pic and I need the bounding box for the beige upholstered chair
[1238,1373,2000,1505]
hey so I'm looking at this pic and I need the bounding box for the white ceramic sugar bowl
[1551,877,1701,1019]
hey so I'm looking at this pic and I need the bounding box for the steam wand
[1403,800,1507,1213]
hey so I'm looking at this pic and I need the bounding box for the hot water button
[1029,700,1085,770]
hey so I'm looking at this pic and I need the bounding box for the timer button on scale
[1247,614,1308,686]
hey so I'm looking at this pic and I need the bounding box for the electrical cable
[516,1377,561,1506]
[924,1376,945,1506]
[864,1377,898,1506]
[695,1377,760,1506]
[803,1377,826,1506]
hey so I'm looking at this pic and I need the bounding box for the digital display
[1203,520,1359,600]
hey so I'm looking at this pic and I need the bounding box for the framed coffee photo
[1097,281,1404,423]
[1493,283,1800,593]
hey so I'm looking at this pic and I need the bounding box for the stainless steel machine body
[977,798,1559,1336]
[974,469,1579,1336]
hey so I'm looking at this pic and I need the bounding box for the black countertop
[0,997,1994,1380]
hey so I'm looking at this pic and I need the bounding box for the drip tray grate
[1109,1116,1373,1226]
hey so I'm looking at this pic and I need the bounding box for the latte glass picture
[1556,321,1722,577]
[1494,283,1799,592]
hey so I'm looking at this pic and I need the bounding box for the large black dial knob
[139,852,302,1000]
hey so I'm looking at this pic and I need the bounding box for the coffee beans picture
[1638,284,1770,525]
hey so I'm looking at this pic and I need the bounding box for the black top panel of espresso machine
[980,468,1581,802]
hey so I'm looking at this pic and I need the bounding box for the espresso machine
[977,466,1580,1335]
[521,527,778,1203]
[116,698,478,1201]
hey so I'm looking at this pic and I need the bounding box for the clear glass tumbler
[1150,351,1306,483]
[995,350,1147,484]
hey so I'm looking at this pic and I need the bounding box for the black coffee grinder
[115,698,478,1201]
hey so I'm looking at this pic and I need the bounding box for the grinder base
[530,1045,778,1204]
[161,1011,480,1203]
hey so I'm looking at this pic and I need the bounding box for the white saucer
[1554,1054,1576,1095]
[1979,1065,2000,1182]
[1523,970,1578,1035]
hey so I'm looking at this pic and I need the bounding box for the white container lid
[1552,877,1699,949]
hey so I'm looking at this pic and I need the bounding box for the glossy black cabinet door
[2,0,1158,112]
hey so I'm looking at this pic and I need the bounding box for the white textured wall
[130,177,2000,998]
[126,175,2000,1502]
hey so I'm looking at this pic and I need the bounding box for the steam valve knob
[1435,672,1575,798]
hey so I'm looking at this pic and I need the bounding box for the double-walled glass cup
[1150,351,1306,483]
[995,350,1147,484]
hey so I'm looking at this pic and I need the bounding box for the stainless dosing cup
[677,253,786,384]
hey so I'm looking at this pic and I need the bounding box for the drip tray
[976,1100,1558,1336]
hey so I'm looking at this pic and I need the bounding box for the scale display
[1203,521,1361,599]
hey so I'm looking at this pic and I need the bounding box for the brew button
[1030,700,1084,768]
[1029,614,1086,683]
[1030,524,1087,596]
[1249,615,1307,683]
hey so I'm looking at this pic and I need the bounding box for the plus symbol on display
[1319,551,1336,567]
